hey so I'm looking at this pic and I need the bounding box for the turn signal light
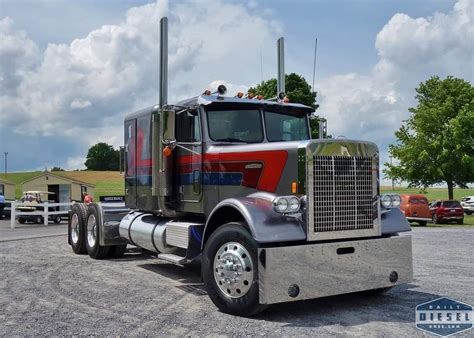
[291,181,297,194]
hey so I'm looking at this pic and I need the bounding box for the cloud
[0,0,280,138]
[316,0,473,180]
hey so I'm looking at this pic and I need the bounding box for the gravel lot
[0,221,473,336]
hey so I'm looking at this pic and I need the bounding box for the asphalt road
[0,221,472,336]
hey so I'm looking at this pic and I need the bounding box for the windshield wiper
[214,138,247,143]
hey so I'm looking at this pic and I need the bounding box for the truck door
[175,109,202,206]
[124,119,137,208]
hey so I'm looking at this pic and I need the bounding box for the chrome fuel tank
[119,211,173,253]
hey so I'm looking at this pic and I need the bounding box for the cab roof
[125,94,315,121]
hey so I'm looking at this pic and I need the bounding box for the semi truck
[68,17,413,316]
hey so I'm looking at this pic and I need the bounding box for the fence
[10,201,72,229]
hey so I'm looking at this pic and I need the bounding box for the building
[21,172,95,203]
[0,178,16,200]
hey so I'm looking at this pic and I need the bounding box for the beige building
[22,172,95,203]
[0,178,16,200]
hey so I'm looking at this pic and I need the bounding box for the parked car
[429,200,464,224]
[460,196,474,215]
[399,194,431,226]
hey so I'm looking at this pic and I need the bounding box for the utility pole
[390,156,394,190]
[4,152,8,178]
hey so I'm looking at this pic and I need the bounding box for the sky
[0,0,472,180]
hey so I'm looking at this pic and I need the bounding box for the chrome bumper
[258,235,413,304]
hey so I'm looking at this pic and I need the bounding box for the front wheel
[202,222,266,316]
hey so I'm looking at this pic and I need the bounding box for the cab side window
[176,110,201,142]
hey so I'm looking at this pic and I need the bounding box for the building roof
[0,178,15,185]
[21,172,96,187]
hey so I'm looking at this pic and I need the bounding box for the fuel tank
[118,211,173,253]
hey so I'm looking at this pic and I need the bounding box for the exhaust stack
[159,17,168,108]
[277,37,285,95]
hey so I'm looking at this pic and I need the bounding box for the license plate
[450,209,455,212]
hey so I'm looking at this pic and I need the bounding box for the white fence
[10,201,72,229]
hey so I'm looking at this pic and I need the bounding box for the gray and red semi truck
[68,17,413,316]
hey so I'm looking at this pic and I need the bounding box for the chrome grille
[313,155,374,232]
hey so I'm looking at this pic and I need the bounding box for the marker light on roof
[283,96,290,103]
[256,95,264,100]
[235,92,244,98]
[247,93,255,99]
[203,89,211,95]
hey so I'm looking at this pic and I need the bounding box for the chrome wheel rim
[213,242,254,299]
[70,213,79,244]
[87,214,97,248]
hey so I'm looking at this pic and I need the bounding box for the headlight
[381,193,401,209]
[288,197,300,212]
[273,197,289,213]
[273,196,301,213]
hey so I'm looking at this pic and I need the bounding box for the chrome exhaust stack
[159,17,168,108]
[277,37,285,95]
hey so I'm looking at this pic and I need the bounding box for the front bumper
[258,235,413,304]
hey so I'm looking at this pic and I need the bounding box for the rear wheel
[456,219,464,225]
[202,222,266,316]
[85,203,110,259]
[69,204,88,254]
[35,216,44,224]
[465,211,472,215]
[418,221,427,227]
[18,218,26,224]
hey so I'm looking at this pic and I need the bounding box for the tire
[418,221,427,227]
[18,218,26,224]
[433,214,441,224]
[456,219,464,225]
[53,215,62,224]
[85,203,110,259]
[35,216,44,224]
[108,244,127,258]
[202,222,266,316]
[465,211,472,215]
[69,204,88,254]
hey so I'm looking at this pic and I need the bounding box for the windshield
[264,111,309,141]
[207,110,263,143]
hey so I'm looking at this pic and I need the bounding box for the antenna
[277,37,285,94]
[312,38,318,92]
[260,45,263,83]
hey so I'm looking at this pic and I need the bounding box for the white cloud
[0,0,280,139]
[316,0,473,181]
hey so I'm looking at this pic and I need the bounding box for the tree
[51,167,65,171]
[248,73,323,138]
[384,76,474,199]
[85,142,120,171]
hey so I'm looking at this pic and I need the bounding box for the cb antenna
[312,37,318,92]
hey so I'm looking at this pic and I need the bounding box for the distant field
[381,186,473,201]
[2,171,124,199]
